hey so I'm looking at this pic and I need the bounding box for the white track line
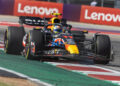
[111,81,120,85]
[0,67,53,86]
[92,65,120,74]
[46,62,101,67]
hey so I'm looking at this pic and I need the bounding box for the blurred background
[35,0,120,8]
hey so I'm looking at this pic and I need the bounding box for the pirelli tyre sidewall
[94,35,111,64]
[25,29,44,60]
[4,26,25,54]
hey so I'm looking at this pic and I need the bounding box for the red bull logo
[54,38,65,44]
[49,38,65,47]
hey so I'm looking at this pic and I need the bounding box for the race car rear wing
[19,16,67,26]
[19,16,45,26]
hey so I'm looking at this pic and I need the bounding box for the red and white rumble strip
[0,21,34,28]
[46,62,120,85]
[0,41,4,51]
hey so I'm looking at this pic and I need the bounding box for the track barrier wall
[80,5,120,26]
[1,0,120,26]
[63,4,81,22]
[14,0,63,18]
[0,0,14,15]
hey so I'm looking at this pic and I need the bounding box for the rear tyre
[25,29,44,60]
[4,26,25,54]
[93,35,111,64]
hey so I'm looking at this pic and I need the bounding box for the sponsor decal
[18,3,58,15]
[14,0,63,17]
[80,5,120,26]
[85,9,120,22]
[54,38,65,44]
[49,38,65,47]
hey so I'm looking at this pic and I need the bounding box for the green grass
[0,82,13,86]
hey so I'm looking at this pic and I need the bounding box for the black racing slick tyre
[25,29,44,60]
[71,31,85,42]
[94,35,111,64]
[4,26,25,54]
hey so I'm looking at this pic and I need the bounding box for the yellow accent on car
[51,17,61,24]
[65,44,79,54]
[26,32,30,59]
[26,48,29,59]
[51,13,62,16]
[83,30,88,33]
[35,27,41,29]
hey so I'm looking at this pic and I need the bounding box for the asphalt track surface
[0,15,120,85]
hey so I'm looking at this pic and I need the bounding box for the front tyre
[25,29,44,60]
[93,35,111,64]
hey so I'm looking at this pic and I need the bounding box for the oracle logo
[17,3,59,15]
[84,9,120,22]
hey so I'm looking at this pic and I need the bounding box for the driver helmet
[53,25,62,33]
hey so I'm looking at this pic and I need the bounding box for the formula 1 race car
[4,16,113,64]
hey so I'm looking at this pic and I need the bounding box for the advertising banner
[0,0,14,15]
[80,5,120,26]
[14,0,63,18]
[63,4,81,22]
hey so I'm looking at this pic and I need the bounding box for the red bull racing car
[4,15,113,64]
